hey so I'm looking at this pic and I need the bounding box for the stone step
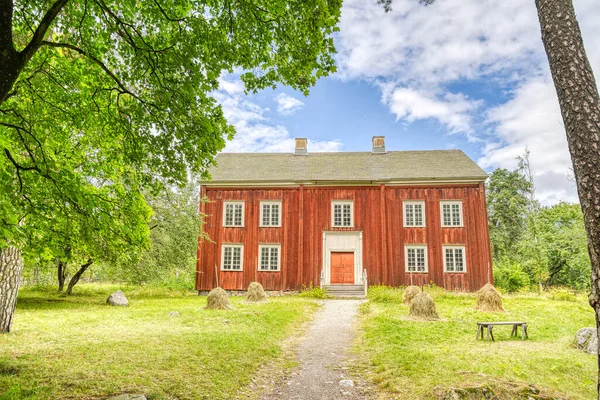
[322,285,364,291]
[322,285,366,298]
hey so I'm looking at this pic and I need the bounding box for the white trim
[258,244,281,272]
[440,200,463,227]
[322,231,363,285]
[331,200,354,228]
[442,245,467,273]
[403,200,426,227]
[259,201,283,227]
[201,179,486,187]
[222,201,245,227]
[221,244,244,271]
[404,244,428,273]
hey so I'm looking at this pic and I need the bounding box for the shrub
[493,261,530,293]
[298,284,332,299]
[549,288,577,302]
[368,285,403,303]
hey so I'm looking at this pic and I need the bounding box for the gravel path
[261,300,370,400]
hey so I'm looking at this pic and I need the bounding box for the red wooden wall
[196,183,493,292]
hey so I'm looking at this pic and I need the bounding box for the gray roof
[206,150,488,183]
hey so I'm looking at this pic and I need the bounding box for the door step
[322,285,366,298]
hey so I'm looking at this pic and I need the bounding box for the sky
[215,0,600,206]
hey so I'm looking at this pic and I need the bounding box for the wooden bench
[476,322,528,341]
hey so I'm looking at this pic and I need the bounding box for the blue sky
[215,0,600,205]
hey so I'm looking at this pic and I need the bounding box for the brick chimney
[372,136,386,154]
[295,138,308,155]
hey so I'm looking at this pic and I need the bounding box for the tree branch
[20,0,70,63]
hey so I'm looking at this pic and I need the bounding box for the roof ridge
[216,149,463,156]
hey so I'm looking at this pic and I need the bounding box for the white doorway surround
[321,231,363,285]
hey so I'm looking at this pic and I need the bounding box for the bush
[368,285,403,303]
[549,288,577,302]
[298,284,332,299]
[494,261,530,293]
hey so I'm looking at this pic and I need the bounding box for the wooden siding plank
[195,185,492,292]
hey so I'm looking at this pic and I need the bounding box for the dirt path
[261,299,370,400]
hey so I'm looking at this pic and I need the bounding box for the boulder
[106,290,129,307]
[575,327,598,354]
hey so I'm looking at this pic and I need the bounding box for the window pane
[225,204,234,226]
[417,248,425,272]
[234,204,243,226]
[260,247,269,270]
[270,247,279,270]
[224,247,232,270]
[452,204,461,226]
[334,204,342,226]
[455,248,464,271]
[407,248,415,272]
[262,204,271,226]
[445,248,454,272]
[272,204,279,226]
[406,204,414,226]
[232,247,241,270]
[443,204,451,226]
[343,204,352,226]
[415,204,423,226]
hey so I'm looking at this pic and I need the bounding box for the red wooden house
[196,137,493,293]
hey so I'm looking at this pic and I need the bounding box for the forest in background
[20,152,591,294]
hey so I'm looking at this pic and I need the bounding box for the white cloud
[215,77,341,153]
[381,86,482,135]
[336,0,542,84]
[335,0,600,204]
[274,93,304,115]
[479,76,578,205]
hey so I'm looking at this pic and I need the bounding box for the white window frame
[223,201,245,227]
[440,200,463,227]
[443,245,466,273]
[404,244,428,273]
[258,244,281,272]
[221,244,244,271]
[403,200,426,227]
[331,200,354,228]
[260,201,282,227]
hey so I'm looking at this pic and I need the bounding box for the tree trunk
[65,259,93,295]
[57,259,67,292]
[535,0,600,397]
[0,247,24,333]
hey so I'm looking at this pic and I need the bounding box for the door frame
[322,231,363,285]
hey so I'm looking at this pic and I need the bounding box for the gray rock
[168,311,179,317]
[106,290,128,307]
[339,379,354,387]
[106,395,146,400]
[575,327,598,354]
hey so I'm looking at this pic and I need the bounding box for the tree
[106,180,206,288]
[486,168,532,261]
[0,0,342,332]
[380,0,600,392]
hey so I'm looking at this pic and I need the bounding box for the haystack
[403,285,421,305]
[475,283,505,312]
[408,292,439,320]
[245,282,268,303]
[205,287,233,310]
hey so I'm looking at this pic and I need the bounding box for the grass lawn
[0,284,318,400]
[356,286,596,399]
